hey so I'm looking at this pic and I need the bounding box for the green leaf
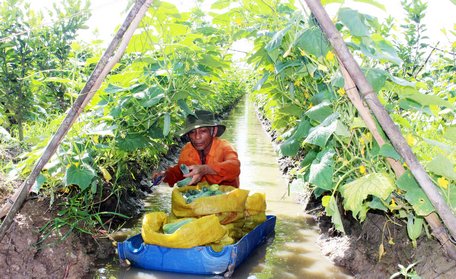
[404,93,453,108]
[163,113,171,137]
[396,171,434,216]
[64,164,96,191]
[305,100,333,122]
[295,27,330,57]
[364,68,387,93]
[378,143,401,161]
[323,195,346,234]
[444,127,456,143]
[309,148,335,190]
[338,8,370,37]
[300,149,318,168]
[265,25,291,52]
[322,0,344,5]
[354,0,386,11]
[279,119,311,156]
[116,134,149,151]
[427,154,456,180]
[105,84,128,94]
[142,86,165,108]
[211,0,231,9]
[305,113,339,147]
[340,173,395,221]
[31,173,46,194]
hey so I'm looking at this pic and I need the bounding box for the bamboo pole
[340,64,456,260]
[303,0,456,240]
[0,0,153,241]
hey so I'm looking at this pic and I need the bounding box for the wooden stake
[303,0,456,241]
[0,0,153,241]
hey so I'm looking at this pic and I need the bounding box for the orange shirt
[164,137,240,187]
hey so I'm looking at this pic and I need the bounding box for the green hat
[178,110,226,137]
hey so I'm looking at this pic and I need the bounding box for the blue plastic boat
[117,215,276,276]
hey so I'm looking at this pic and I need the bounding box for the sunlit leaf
[116,134,149,151]
[105,84,128,94]
[354,0,386,11]
[427,154,456,180]
[378,143,401,161]
[64,164,96,191]
[309,148,335,190]
[363,68,387,92]
[324,195,346,233]
[338,8,370,37]
[279,118,311,156]
[340,173,395,220]
[396,171,434,216]
[305,100,332,122]
[295,27,330,57]
[211,0,231,9]
[444,127,456,143]
[31,173,46,194]
[265,25,291,52]
[322,0,344,5]
[305,113,339,147]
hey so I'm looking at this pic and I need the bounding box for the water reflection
[99,95,351,278]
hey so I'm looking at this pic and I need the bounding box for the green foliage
[0,0,90,141]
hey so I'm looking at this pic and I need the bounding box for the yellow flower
[337,88,346,96]
[437,177,449,189]
[405,134,416,146]
[326,51,335,62]
[359,165,366,174]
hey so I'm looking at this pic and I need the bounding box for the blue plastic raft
[117,215,276,276]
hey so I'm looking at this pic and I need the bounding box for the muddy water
[97,96,352,278]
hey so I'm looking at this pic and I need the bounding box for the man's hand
[184,165,216,185]
[151,170,165,186]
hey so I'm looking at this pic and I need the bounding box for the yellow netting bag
[172,184,250,217]
[243,193,267,233]
[141,212,226,248]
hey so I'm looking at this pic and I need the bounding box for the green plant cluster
[212,0,456,246]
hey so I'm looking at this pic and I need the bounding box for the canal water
[97,95,351,278]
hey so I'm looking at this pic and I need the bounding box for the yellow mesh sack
[141,212,226,248]
[172,184,249,217]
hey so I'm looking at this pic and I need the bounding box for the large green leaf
[142,86,165,108]
[427,154,456,180]
[338,8,370,37]
[265,25,291,52]
[396,171,434,216]
[295,27,330,57]
[116,134,149,151]
[404,93,453,108]
[305,100,333,122]
[363,68,387,93]
[322,195,346,234]
[304,113,339,147]
[279,119,311,156]
[64,164,96,191]
[309,148,335,190]
[378,143,401,161]
[340,173,395,220]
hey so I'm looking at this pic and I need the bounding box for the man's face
[187,127,216,152]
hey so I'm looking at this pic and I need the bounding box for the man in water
[154,110,240,187]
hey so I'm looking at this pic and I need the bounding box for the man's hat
[178,110,226,137]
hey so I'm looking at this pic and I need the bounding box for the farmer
[153,110,240,187]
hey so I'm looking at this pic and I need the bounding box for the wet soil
[1,105,456,278]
